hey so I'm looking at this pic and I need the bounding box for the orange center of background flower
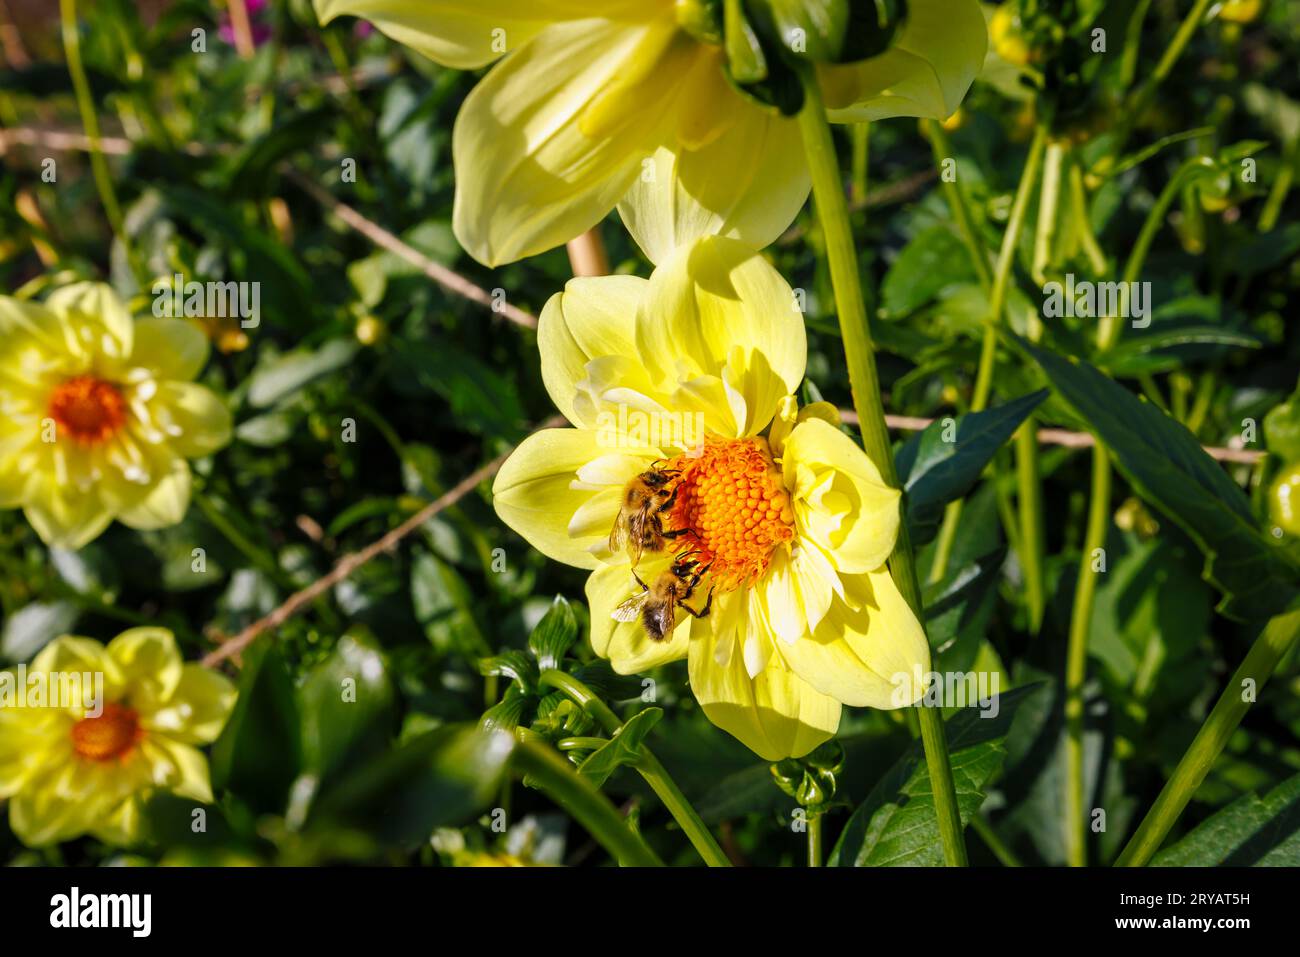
[71,703,141,762]
[664,438,794,592]
[47,375,127,445]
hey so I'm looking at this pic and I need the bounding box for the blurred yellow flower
[313,0,986,266]
[491,237,929,760]
[0,283,232,549]
[0,628,237,848]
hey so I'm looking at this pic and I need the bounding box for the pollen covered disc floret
[664,436,794,593]
[47,375,128,446]
[70,702,142,762]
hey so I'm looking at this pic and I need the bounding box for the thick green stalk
[540,670,731,867]
[795,67,967,866]
[512,738,662,867]
[1116,609,1300,866]
[807,814,823,867]
[1032,140,1067,284]
[850,122,870,206]
[1063,444,1111,866]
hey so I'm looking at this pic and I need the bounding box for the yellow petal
[452,19,679,266]
[152,381,233,458]
[586,557,692,673]
[45,282,134,362]
[9,759,140,847]
[142,664,238,745]
[105,627,184,711]
[493,428,646,569]
[0,708,68,798]
[130,318,210,381]
[116,458,192,531]
[777,568,930,709]
[637,237,806,438]
[538,275,648,426]
[140,737,215,804]
[618,107,809,265]
[819,0,987,123]
[780,418,900,574]
[688,597,840,760]
[22,480,115,549]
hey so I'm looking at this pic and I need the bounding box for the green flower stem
[969,813,1022,867]
[59,0,142,285]
[1063,155,1217,865]
[1116,608,1300,866]
[540,670,732,867]
[1063,442,1111,866]
[926,122,992,288]
[1101,0,1215,174]
[928,127,1048,585]
[1258,137,1296,234]
[1032,140,1067,284]
[807,813,823,867]
[795,67,968,867]
[512,737,662,867]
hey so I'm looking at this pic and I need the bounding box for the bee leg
[631,569,649,592]
[662,527,691,540]
[656,484,681,512]
[680,588,714,620]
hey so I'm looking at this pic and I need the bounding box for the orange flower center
[664,438,794,592]
[71,703,142,762]
[47,375,127,445]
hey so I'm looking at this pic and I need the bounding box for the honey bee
[612,553,714,642]
[609,464,688,565]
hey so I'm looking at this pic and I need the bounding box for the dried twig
[199,427,556,668]
[284,169,539,330]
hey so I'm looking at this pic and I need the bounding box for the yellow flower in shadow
[0,628,237,848]
[0,283,232,549]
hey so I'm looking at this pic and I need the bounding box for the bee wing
[611,591,650,623]
[625,510,649,563]
[608,515,628,556]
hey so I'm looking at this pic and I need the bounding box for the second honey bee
[612,553,714,642]
[609,464,688,565]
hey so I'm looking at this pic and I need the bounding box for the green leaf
[830,685,1045,867]
[1102,325,1262,377]
[577,708,664,789]
[210,643,302,815]
[0,601,79,664]
[896,390,1048,545]
[1153,771,1300,866]
[480,650,540,694]
[528,596,578,671]
[880,225,978,318]
[1264,397,1300,463]
[1021,341,1299,619]
[307,725,515,846]
[411,552,486,656]
[923,547,1005,672]
[246,340,359,408]
[300,633,396,789]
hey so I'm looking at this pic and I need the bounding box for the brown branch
[850,410,1264,464]
[201,438,526,668]
[284,169,539,330]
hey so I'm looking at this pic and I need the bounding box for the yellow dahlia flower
[313,0,987,266]
[0,283,232,549]
[491,237,929,760]
[0,628,237,847]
